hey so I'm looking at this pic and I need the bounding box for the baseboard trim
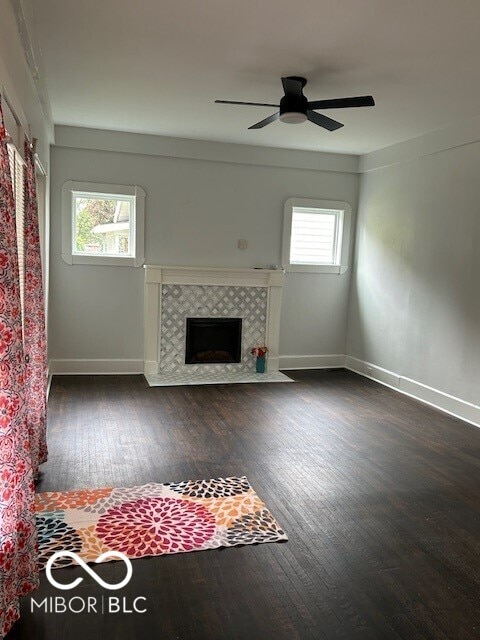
[49,359,144,375]
[345,356,480,429]
[51,355,345,374]
[144,360,159,376]
[279,354,346,370]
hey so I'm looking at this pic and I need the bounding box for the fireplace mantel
[143,265,285,376]
[144,265,285,287]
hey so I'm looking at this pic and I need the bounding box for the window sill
[62,253,145,267]
[285,264,348,274]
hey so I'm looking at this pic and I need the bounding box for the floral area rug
[35,476,287,569]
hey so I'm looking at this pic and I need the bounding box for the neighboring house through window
[282,197,352,274]
[61,181,145,266]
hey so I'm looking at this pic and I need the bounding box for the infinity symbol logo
[45,551,133,591]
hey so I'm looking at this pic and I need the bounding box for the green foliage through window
[74,196,130,255]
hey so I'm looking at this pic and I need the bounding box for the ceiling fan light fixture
[279,111,307,124]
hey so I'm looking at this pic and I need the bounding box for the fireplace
[185,318,242,364]
[143,266,285,376]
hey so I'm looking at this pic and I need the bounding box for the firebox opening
[185,318,242,364]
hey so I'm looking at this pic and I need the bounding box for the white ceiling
[31,0,480,155]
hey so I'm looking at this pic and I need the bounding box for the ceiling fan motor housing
[280,94,308,115]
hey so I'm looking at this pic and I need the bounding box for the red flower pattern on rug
[95,497,216,555]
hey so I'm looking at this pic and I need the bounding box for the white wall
[347,140,480,408]
[49,129,359,368]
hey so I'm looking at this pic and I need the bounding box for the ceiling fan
[215,76,375,131]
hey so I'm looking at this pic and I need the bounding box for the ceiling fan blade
[307,110,344,131]
[248,112,280,129]
[308,95,375,110]
[215,100,279,108]
[281,76,305,97]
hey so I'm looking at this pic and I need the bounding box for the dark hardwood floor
[8,369,480,640]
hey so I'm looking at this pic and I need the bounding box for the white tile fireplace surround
[143,265,293,386]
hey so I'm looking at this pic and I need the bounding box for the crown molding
[360,114,480,172]
[54,125,360,174]
[10,0,54,140]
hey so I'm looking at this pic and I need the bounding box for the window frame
[61,181,145,267]
[282,197,352,274]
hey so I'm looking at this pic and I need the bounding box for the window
[282,198,352,273]
[62,181,145,266]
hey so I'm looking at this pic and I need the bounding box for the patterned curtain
[0,101,39,637]
[23,140,48,476]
